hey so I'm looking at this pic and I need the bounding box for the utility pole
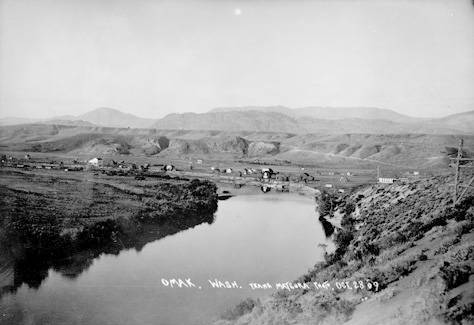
[453,138,463,204]
[451,138,474,206]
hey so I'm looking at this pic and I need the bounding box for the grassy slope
[216,175,474,325]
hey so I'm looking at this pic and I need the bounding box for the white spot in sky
[234,8,242,16]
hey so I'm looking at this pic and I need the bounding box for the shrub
[77,219,121,248]
[453,221,474,237]
[221,298,257,320]
[439,262,472,290]
[434,237,461,256]
[444,302,474,324]
[318,190,339,216]
[4,201,67,255]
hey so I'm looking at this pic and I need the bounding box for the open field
[0,167,218,297]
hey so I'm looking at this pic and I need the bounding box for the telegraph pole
[451,138,474,206]
[453,139,463,204]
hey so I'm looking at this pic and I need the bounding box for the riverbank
[0,168,218,296]
[216,175,474,325]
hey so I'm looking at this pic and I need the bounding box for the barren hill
[211,106,419,123]
[152,111,300,133]
[2,107,473,134]
[0,108,155,129]
[151,109,474,134]
[1,124,473,168]
[75,107,155,128]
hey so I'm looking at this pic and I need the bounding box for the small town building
[324,184,333,188]
[163,164,175,171]
[88,157,103,167]
[225,168,233,174]
[261,168,274,179]
[378,177,395,184]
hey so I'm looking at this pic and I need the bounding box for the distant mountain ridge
[1,106,473,134]
[153,108,474,134]
[210,106,422,123]
[0,107,155,129]
[75,107,155,128]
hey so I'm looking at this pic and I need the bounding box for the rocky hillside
[275,134,474,168]
[216,176,474,325]
[1,124,473,168]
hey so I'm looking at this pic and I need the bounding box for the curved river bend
[0,193,330,325]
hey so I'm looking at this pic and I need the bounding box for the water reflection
[1,194,329,325]
[0,213,215,297]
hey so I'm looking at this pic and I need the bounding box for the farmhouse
[261,168,274,179]
[88,157,103,167]
[163,164,175,171]
[378,177,395,184]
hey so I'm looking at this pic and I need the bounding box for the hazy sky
[0,0,473,119]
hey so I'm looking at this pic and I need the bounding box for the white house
[261,168,274,179]
[164,164,175,171]
[88,157,103,167]
[378,177,395,184]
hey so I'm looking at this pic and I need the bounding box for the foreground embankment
[216,175,474,325]
[0,169,218,295]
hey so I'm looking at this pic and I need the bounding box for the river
[0,193,330,325]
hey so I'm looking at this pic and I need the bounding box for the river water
[0,193,330,325]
